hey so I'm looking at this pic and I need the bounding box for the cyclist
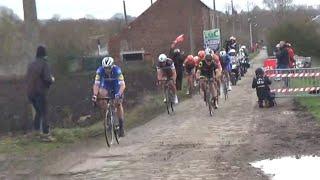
[196,54,218,108]
[92,57,126,137]
[198,50,206,61]
[157,54,179,104]
[183,55,196,95]
[220,50,232,91]
[229,49,241,81]
[212,50,222,98]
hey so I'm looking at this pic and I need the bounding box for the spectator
[276,41,289,69]
[169,42,185,91]
[225,36,238,53]
[286,42,295,68]
[26,45,55,142]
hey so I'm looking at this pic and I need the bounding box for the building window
[121,50,145,61]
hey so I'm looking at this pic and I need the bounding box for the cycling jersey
[185,58,195,75]
[198,60,216,79]
[213,54,222,71]
[157,58,175,78]
[195,57,202,67]
[220,55,232,72]
[95,65,124,95]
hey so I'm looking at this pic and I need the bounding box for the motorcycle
[230,55,240,86]
[239,57,247,76]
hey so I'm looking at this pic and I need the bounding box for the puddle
[251,156,320,180]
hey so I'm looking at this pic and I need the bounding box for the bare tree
[263,0,293,10]
[23,0,39,66]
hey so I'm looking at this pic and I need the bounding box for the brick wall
[108,0,213,63]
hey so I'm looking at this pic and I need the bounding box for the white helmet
[229,49,236,53]
[241,45,246,49]
[158,54,167,62]
[230,36,236,40]
[102,56,114,68]
[205,47,212,55]
[219,51,226,56]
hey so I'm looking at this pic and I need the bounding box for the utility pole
[248,18,253,49]
[123,0,128,25]
[189,0,195,54]
[231,0,235,36]
[213,0,217,28]
[151,0,153,5]
[23,0,39,64]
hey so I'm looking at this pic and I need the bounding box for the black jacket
[26,57,54,96]
[169,48,185,73]
[252,75,272,100]
[276,47,289,67]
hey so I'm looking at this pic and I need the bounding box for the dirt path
[6,50,320,180]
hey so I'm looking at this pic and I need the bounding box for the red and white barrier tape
[271,87,320,93]
[267,72,320,78]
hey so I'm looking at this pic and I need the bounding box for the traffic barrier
[265,68,320,97]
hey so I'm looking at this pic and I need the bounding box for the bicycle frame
[159,79,175,114]
[97,97,120,147]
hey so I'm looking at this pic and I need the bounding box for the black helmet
[255,67,264,76]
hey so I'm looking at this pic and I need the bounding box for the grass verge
[296,97,320,121]
[0,82,190,156]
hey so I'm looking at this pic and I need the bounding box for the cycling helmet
[219,51,227,57]
[230,36,236,40]
[102,56,114,68]
[255,67,264,76]
[173,48,180,54]
[186,55,194,61]
[241,45,246,49]
[228,49,236,54]
[193,56,200,62]
[158,54,167,63]
[205,48,212,55]
[198,50,205,59]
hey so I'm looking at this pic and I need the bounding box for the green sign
[203,29,221,51]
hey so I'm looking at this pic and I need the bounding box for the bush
[266,21,320,58]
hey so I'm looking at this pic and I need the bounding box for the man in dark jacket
[276,41,289,69]
[252,68,274,108]
[169,43,185,91]
[26,45,55,142]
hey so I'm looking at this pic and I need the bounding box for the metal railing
[265,68,320,98]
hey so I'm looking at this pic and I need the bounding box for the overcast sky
[0,0,319,20]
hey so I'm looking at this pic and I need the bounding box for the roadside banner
[203,29,221,51]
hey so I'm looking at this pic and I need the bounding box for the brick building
[108,0,215,62]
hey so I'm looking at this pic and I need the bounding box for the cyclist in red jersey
[183,55,196,95]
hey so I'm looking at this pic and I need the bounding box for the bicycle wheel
[230,73,237,86]
[114,119,120,145]
[104,109,113,147]
[169,90,174,113]
[165,87,171,114]
[223,77,228,101]
[206,87,213,116]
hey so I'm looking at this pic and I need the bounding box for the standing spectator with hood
[276,41,290,69]
[169,40,185,91]
[26,45,55,142]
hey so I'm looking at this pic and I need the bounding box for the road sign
[203,29,221,51]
